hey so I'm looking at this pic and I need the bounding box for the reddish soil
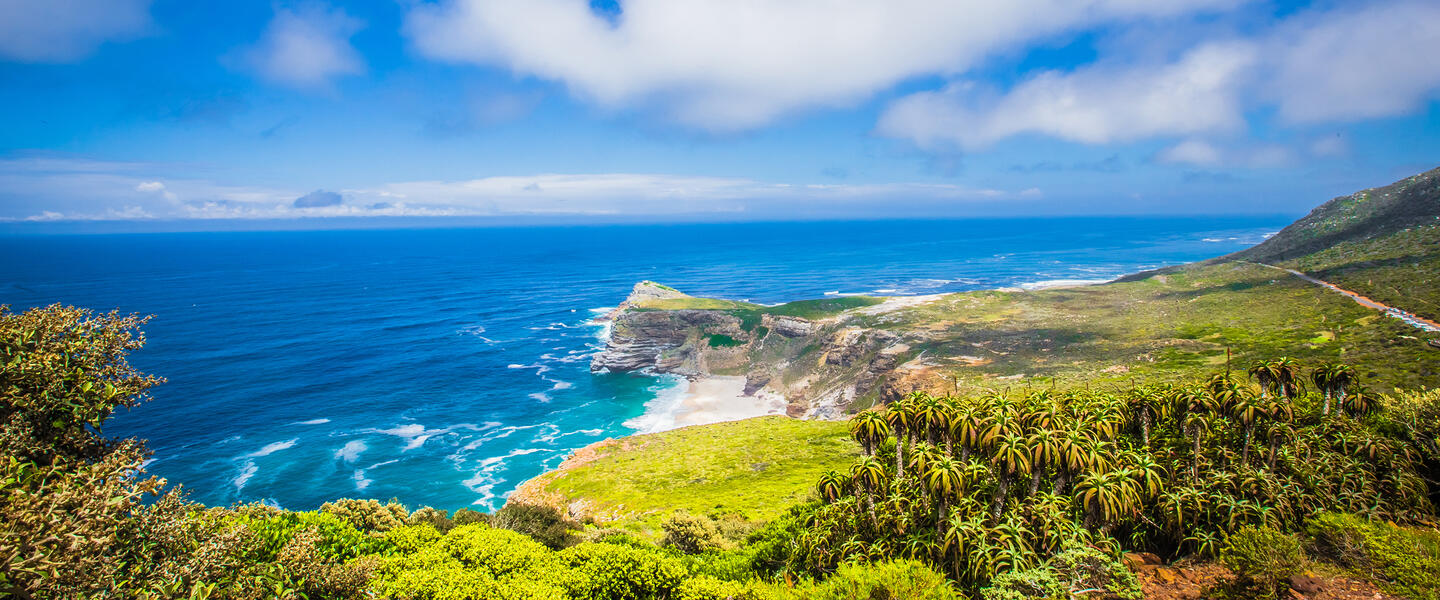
[1128,557,1405,600]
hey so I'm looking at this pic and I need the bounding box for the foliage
[706,333,744,348]
[1307,512,1440,600]
[1219,526,1306,598]
[320,497,411,532]
[1,304,163,465]
[787,369,1434,593]
[807,559,959,600]
[662,512,735,554]
[493,502,579,549]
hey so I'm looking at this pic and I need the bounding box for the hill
[1233,166,1440,321]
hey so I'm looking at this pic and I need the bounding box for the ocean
[0,217,1287,511]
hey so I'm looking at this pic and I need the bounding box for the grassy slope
[519,416,856,533]
[865,260,1438,396]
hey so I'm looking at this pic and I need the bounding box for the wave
[622,374,690,433]
[334,440,367,462]
[352,469,371,491]
[461,447,551,509]
[292,418,331,425]
[233,461,258,491]
[245,439,299,458]
[1017,278,1110,291]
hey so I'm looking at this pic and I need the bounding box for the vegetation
[1308,512,1440,600]
[1219,526,1306,598]
[1234,165,1440,322]
[513,416,857,533]
[775,359,1436,595]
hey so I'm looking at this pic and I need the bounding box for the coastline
[624,375,787,434]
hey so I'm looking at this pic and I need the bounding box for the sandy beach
[626,375,787,432]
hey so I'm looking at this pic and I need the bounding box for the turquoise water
[0,217,1287,510]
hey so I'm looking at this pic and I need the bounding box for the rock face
[761,313,814,337]
[590,281,949,419]
[590,309,746,374]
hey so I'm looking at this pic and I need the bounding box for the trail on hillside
[1251,262,1440,333]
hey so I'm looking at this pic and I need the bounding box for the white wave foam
[234,461,258,491]
[352,469,371,491]
[1018,278,1110,291]
[461,447,550,509]
[246,439,298,458]
[335,440,367,462]
[292,418,331,425]
[528,392,550,403]
[370,423,481,452]
[622,374,690,433]
[550,380,573,390]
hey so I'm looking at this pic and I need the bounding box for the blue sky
[1,0,1438,227]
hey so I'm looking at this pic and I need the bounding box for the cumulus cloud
[879,42,1256,150]
[1265,1,1440,124]
[240,5,365,91]
[879,1,1440,152]
[294,190,343,208]
[0,0,152,63]
[404,0,1240,130]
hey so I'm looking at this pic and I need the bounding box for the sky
[1,0,1438,228]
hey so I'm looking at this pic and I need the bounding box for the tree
[850,457,887,527]
[817,470,848,503]
[886,393,919,478]
[850,410,891,457]
[1311,363,1355,417]
[1125,386,1169,448]
[1,305,163,465]
[990,434,1031,520]
[922,456,965,524]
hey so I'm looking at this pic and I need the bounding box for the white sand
[626,375,787,433]
[672,376,787,428]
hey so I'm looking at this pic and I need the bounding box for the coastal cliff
[591,282,937,418]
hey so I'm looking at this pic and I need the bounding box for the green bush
[1308,512,1440,600]
[1220,526,1306,599]
[320,498,410,532]
[809,559,959,600]
[663,512,735,554]
[408,506,455,532]
[980,545,1140,600]
[558,542,689,599]
[453,507,490,527]
[493,502,578,549]
[371,524,574,600]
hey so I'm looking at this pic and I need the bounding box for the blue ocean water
[0,217,1287,511]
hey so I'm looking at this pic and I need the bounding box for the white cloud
[0,157,1038,222]
[1156,139,1222,166]
[1265,1,1440,124]
[878,42,1256,150]
[404,0,1241,130]
[1155,139,1294,168]
[1308,135,1348,158]
[0,0,151,63]
[879,1,1440,152]
[241,5,365,91]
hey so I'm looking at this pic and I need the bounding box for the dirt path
[1251,262,1440,333]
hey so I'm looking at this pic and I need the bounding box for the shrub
[558,542,688,599]
[452,507,490,527]
[371,524,573,600]
[980,545,1140,600]
[321,498,410,532]
[1307,512,1440,600]
[809,559,959,600]
[1220,526,1306,599]
[663,512,735,554]
[493,502,578,549]
[408,506,455,532]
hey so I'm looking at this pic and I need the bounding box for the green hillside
[1233,166,1440,321]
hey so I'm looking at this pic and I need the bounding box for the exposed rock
[762,313,815,337]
